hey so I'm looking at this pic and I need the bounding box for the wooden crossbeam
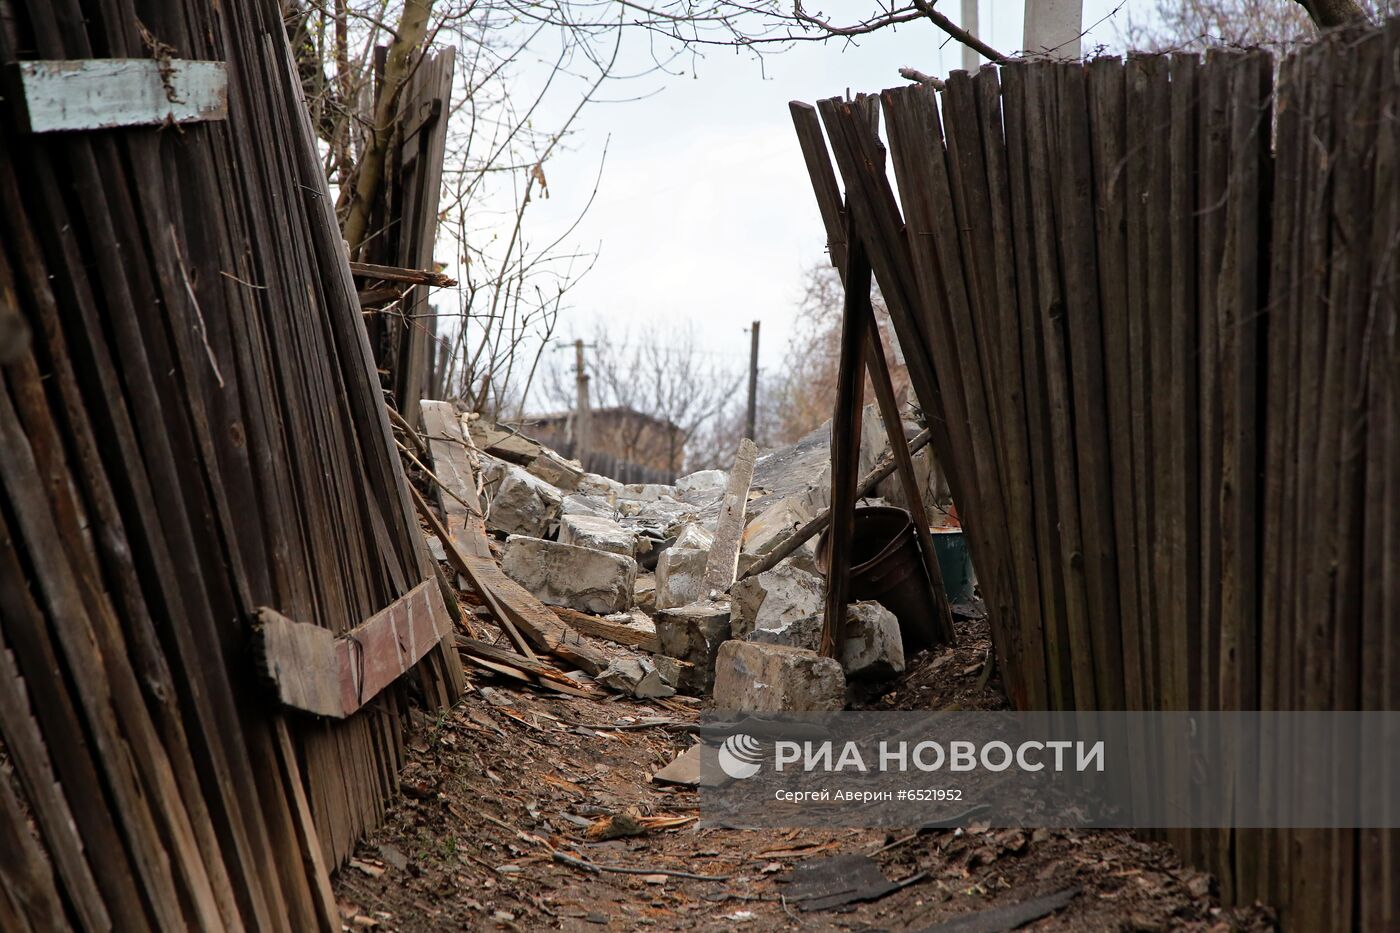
[11,60,228,133]
[254,580,451,719]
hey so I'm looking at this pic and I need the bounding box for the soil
[331,612,1277,932]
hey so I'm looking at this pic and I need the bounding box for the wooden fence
[795,21,1397,931]
[0,1,461,930]
[359,47,456,420]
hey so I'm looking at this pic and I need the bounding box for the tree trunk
[1295,0,1368,27]
[340,0,434,258]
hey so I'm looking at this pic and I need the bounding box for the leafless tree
[1122,0,1394,52]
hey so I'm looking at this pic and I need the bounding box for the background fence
[796,21,1397,931]
[0,1,461,930]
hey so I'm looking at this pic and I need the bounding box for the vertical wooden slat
[819,219,869,658]
[998,64,1073,710]
[972,65,1048,710]
[1022,63,1096,708]
[1358,23,1400,930]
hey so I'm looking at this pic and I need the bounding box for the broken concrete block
[747,613,822,652]
[619,483,677,503]
[712,641,846,712]
[467,421,540,465]
[634,573,657,613]
[842,601,906,681]
[654,601,731,694]
[577,472,624,500]
[486,465,563,538]
[500,535,637,614]
[603,607,655,631]
[595,657,675,699]
[654,546,709,610]
[730,563,824,645]
[651,654,685,687]
[561,493,614,519]
[620,498,695,541]
[672,522,714,552]
[675,469,727,499]
[741,497,817,574]
[558,514,636,557]
[526,448,584,491]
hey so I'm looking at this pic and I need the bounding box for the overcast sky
[482,2,1140,404]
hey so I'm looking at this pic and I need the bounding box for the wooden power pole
[746,321,761,442]
[574,338,591,460]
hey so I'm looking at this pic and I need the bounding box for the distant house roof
[523,406,682,434]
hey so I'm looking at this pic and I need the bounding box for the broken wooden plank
[419,400,491,558]
[254,581,451,718]
[455,636,601,694]
[406,478,537,660]
[460,556,609,675]
[349,261,457,288]
[553,606,660,653]
[459,653,598,700]
[701,438,758,596]
[11,59,228,133]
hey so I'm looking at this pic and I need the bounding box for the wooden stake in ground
[701,438,758,598]
[819,223,870,659]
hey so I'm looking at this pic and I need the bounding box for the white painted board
[15,59,228,133]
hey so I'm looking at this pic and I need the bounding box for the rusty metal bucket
[816,505,940,654]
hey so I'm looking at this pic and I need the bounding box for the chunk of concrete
[634,573,657,613]
[561,493,615,519]
[712,641,846,712]
[741,497,818,574]
[653,601,731,694]
[619,483,677,503]
[747,614,822,652]
[675,469,727,500]
[595,656,675,699]
[672,522,714,552]
[558,514,636,557]
[486,465,563,538]
[577,472,624,500]
[467,421,540,465]
[842,601,906,681]
[730,563,825,646]
[526,448,584,491]
[654,546,709,610]
[501,536,637,614]
[603,607,656,634]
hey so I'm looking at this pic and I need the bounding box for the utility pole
[961,0,979,72]
[745,321,761,443]
[574,338,591,461]
[1023,0,1083,60]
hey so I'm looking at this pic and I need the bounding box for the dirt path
[332,622,1276,931]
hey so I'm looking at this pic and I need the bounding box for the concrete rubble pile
[467,406,943,712]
